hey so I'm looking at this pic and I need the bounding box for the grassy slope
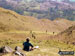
[0,32,75,56]
[0,7,45,31]
[0,7,75,32]
[0,31,75,56]
[0,7,75,56]
[2,38,75,56]
[55,25,75,44]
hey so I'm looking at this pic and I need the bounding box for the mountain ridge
[0,0,75,20]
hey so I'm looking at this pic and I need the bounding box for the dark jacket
[23,42,33,51]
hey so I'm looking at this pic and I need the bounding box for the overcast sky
[59,0,75,2]
[71,0,75,1]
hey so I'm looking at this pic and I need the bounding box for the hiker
[23,38,34,51]
[53,32,55,35]
[32,33,36,39]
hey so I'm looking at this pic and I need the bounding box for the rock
[15,51,22,56]
[2,46,14,53]
[0,46,13,53]
[15,46,26,56]
[15,46,22,52]
[0,47,3,53]
[15,51,26,56]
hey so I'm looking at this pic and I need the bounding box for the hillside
[0,7,75,56]
[56,25,75,44]
[0,0,75,20]
[0,7,44,32]
[0,7,75,33]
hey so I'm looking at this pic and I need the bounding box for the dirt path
[0,31,58,35]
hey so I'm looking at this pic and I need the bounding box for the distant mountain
[0,7,75,33]
[0,0,75,20]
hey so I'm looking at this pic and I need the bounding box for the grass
[0,31,75,56]
[1,38,75,56]
[0,31,58,35]
[0,7,75,56]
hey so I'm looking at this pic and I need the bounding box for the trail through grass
[0,31,58,35]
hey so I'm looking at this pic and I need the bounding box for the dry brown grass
[0,7,75,33]
[55,25,75,44]
[0,7,75,56]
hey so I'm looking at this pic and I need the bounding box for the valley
[0,7,75,56]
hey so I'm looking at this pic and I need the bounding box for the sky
[59,0,75,2]
[25,0,75,2]
[71,0,75,2]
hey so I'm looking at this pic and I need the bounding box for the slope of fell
[53,18,75,31]
[0,7,75,33]
[0,7,44,31]
[56,25,75,44]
